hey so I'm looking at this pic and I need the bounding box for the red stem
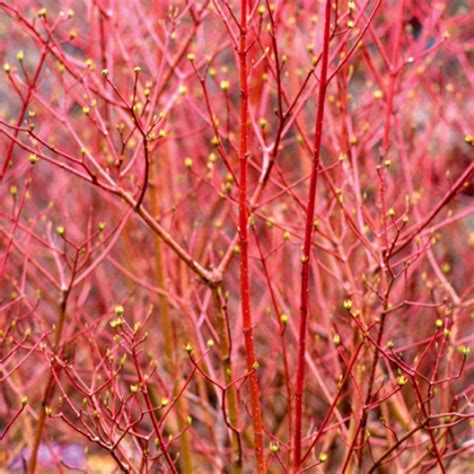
[238,0,266,472]
[293,1,332,470]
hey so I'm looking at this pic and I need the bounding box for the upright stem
[29,290,70,474]
[212,286,243,473]
[238,1,266,472]
[293,2,332,470]
[151,175,174,368]
[150,167,193,473]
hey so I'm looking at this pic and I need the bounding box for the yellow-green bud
[397,375,408,386]
[343,299,353,310]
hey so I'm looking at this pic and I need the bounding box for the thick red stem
[238,0,266,472]
[293,1,332,470]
